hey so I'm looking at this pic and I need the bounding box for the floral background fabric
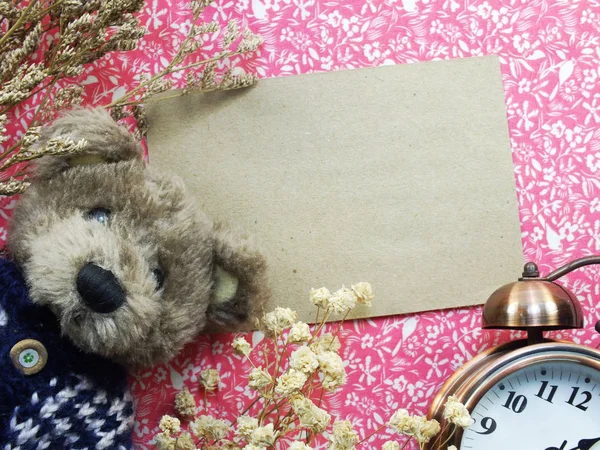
[3,0,600,448]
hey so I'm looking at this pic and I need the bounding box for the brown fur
[8,108,269,368]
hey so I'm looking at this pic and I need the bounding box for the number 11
[536,381,558,404]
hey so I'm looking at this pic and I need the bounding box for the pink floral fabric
[3,0,600,449]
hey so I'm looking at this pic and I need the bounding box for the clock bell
[481,257,600,343]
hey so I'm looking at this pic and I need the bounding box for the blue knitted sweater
[0,258,134,449]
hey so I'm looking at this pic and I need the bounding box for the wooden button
[10,339,48,375]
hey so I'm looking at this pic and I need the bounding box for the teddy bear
[1,108,269,449]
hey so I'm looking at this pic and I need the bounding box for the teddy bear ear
[32,108,144,179]
[206,221,270,331]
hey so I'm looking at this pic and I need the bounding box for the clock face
[461,359,600,450]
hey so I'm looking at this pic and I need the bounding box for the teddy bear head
[7,108,269,368]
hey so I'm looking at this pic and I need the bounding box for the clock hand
[571,437,600,450]
[545,440,567,450]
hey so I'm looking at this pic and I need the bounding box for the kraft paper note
[146,55,523,325]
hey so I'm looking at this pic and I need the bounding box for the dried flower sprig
[156,282,474,450]
[0,0,262,196]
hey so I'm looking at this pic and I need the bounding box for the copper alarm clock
[427,257,600,450]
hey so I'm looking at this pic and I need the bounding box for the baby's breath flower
[232,336,252,356]
[174,388,196,418]
[381,442,400,450]
[174,432,195,450]
[235,416,259,438]
[443,395,474,429]
[310,287,331,308]
[291,394,331,433]
[329,420,359,450]
[448,446,458,450]
[290,346,319,374]
[248,423,278,447]
[275,368,308,396]
[388,409,411,434]
[248,367,273,390]
[200,368,220,391]
[155,432,176,450]
[310,333,341,355]
[159,415,181,435]
[413,418,440,444]
[351,282,374,306]
[190,415,231,440]
[262,307,297,335]
[288,322,312,343]
[328,287,358,314]
[317,351,346,391]
[290,443,314,450]
[243,445,265,450]
[219,439,239,450]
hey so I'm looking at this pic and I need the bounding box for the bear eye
[87,208,111,225]
[152,268,165,291]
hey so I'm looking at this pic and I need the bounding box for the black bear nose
[76,263,125,313]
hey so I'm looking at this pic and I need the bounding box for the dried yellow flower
[275,368,309,396]
[0,0,262,193]
[223,20,240,48]
[310,287,331,309]
[351,282,374,307]
[262,307,297,335]
[381,441,400,450]
[289,346,319,375]
[200,368,220,391]
[237,30,264,53]
[21,126,41,148]
[328,287,358,314]
[159,415,181,435]
[288,322,312,343]
[235,416,259,438]
[0,179,30,196]
[248,423,278,447]
[443,395,474,429]
[174,388,197,418]
[248,367,273,390]
[232,337,252,357]
[0,114,7,144]
[329,420,359,450]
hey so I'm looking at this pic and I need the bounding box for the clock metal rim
[425,341,600,449]
[426,340,527,421]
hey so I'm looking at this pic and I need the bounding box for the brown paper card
[146,56,523,325]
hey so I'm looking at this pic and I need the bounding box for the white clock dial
[461,360,600,450]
